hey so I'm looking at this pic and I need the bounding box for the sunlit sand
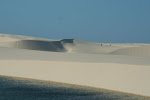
[0,33,150,99]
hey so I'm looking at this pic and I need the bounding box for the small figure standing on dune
[101,43,102,46]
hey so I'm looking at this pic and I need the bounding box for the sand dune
[11,40,66,52]
[0,46,150,66]
[0,60,150,96]
[0,33,150,99]
[0,75,149,100]
[111,46,150,56]
[0,33,150,56]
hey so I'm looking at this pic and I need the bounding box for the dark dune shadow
[61,39,74,43]
[0,76,149,100]
[11,39,76,52]
[12,40,66,52]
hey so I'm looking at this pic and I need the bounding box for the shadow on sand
[0,76,149,100]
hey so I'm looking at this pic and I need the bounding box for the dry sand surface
[0,75,150,100]
[0,33,150,99]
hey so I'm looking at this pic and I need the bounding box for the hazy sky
[0,0,150,43]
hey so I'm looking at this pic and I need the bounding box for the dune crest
[0,33,150,98]
[1,33,150,56]
[111,46,150,56]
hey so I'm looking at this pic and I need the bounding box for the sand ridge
[0,60,150,96]
[0,33,150,56]
[0,33,150,98]
[1,75,150,100]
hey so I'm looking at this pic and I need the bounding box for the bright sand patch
[0,60,150,96]
[0,33,150,98]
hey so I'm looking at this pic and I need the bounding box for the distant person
[101,43,102,46]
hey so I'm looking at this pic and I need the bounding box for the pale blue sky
[0,0,150,43]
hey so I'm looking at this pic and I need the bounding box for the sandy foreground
[1,75,150,100]
[0,60,150,96]
[0,33,150,99]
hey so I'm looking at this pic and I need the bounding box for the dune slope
[1,33,150,56]
[0,75,149,100]
[0,60,150,96]
[111,46,150,56]
[0,33,150,99]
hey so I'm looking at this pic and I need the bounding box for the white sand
[0,60,150,96]
[0,33,150,97]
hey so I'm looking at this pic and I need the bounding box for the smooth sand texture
[112,46,150,56]
[0,75,150,100]
[0,33,150,99]
[1,33,150,56]
[0,60,150,96]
